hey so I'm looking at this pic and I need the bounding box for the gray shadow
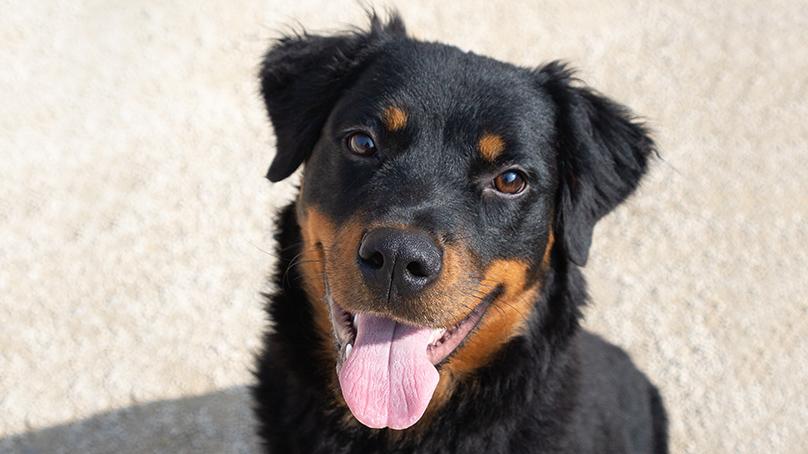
[0,386,262,454]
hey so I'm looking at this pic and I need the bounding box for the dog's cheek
[444,231,554,376]
[298,207,339,354]
[452,260,537,373]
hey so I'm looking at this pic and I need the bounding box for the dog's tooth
[430,329,446,344]
[345,343,352,359]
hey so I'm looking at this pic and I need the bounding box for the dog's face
[261,15,653,430]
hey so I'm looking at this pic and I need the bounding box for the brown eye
[346,132,377,156]
[493,170,527,195]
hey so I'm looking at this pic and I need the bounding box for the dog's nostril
[406,261,429,278]
[366,251,385,269]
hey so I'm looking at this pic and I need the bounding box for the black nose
[358,228,442,298]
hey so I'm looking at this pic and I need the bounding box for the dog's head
[261,14,653,430]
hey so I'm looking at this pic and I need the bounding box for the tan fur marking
[382,106,408,131]
[478,133,506,161]
[436,234,556,394]
[542,230,555,270]
[297,208,338,362]
[444,259,537,376]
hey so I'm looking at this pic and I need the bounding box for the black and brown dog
[252,12,667,454]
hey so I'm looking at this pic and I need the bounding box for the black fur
[537,62,655,266]
[253,12,666,454]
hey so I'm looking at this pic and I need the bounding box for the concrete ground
[1,1,806,452]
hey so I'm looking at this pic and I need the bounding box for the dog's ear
[260,13,406,182]
[536,62,655,266]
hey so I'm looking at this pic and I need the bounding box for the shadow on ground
[0,386,261,454]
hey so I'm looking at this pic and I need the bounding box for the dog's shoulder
[570,330,667,453]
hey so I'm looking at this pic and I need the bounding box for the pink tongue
[337,313,440,430]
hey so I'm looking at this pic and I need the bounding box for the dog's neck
[261,201,587,449]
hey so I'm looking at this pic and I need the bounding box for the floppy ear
[260,14,406,182]
[537,62,656,266]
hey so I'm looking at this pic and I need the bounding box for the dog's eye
[346,132,377,156]
[493,170,527,195]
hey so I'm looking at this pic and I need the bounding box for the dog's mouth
[329,293,492,368]
[324,279,494,430]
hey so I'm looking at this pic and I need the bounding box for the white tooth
[352,314,358,326]
[430,329,446,344]
[345,343,352,359]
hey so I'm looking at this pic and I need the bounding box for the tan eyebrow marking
[478,133,506,161]
[382,106,408,131]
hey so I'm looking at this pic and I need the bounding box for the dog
[252,12,667,454]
